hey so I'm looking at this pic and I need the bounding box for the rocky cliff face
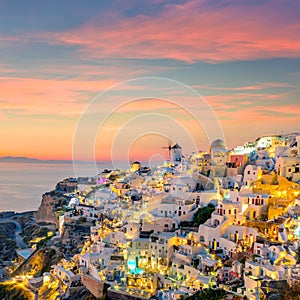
[34,191,67,227]
[61,220,91,255]
[0,223,17,267]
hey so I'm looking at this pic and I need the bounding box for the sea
[0,161,127,212]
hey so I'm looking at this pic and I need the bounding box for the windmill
[162,139,173,160]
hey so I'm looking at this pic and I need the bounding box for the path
[0,218,27,248]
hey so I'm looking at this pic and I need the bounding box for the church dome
[211,139,226,148]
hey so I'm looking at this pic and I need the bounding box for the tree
[281,281,300,300]
[189,288,226,300]
[181,204,215,227]
[296,247,300,264]
[78,216,87,223]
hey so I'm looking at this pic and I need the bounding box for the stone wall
[81,272,104,298]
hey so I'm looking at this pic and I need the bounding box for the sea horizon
[0,156,112,164]
[0,161,121,213]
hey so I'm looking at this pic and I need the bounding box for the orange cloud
[0,76,116,117]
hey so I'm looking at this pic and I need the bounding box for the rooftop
[211,139,226,148]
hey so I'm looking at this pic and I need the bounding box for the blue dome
[211,139,226,148]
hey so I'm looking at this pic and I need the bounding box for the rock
[34,191,67,228]
[0,223,17,267]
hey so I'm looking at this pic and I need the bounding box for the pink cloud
[32,0,300,63]
[193,82,300,91]
[25,63,174,80]
[0,36,19,42]
[205,92,300,122]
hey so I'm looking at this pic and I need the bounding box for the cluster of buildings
[41,134,300,299]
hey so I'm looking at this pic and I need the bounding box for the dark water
[0,162,117,212]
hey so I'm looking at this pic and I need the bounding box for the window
[247,171,250,175]
[228,209,231,214]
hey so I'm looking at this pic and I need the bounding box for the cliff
[34,191,67,227]
[61,220,91,255]
[0,223,17,267]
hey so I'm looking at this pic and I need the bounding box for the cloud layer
[0,0,299,160]
[38,0,300,63]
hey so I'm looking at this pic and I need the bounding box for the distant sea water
[0,161,125,212]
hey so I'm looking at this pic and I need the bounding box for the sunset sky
[0,0,299,163]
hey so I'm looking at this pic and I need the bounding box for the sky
[0,0,299,164]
